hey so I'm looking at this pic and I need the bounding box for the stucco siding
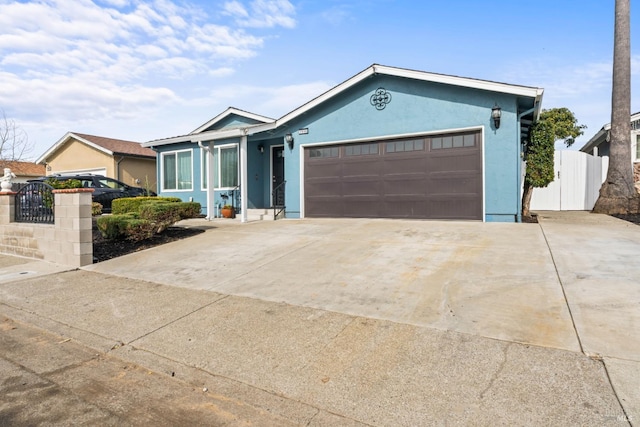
[47,138,115,176]
[280,76,523,221]
[116,157,157,192]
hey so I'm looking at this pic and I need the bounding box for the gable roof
[37,132,156,164]
[0,160,45,177]
[190,107,274,135]
[580,111,640,153]
[144,64,544,147]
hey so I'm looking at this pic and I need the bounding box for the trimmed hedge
[96,198,201,241]
[111,196,182,215]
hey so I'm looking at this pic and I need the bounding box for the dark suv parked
[29,174,156,213]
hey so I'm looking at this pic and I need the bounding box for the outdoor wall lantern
[491,104,502,129]
[258,144,264,153]
[285,133,294,150]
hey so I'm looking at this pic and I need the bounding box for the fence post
[53,189,94,267]
[0,191,16,224]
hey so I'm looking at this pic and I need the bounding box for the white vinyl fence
[530,150,608,211]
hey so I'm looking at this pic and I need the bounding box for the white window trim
[200,143,239,191]
[161,149,193,192]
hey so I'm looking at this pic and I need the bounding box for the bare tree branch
[0,110,33,161]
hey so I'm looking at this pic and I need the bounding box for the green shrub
[98,199,201,241]
[123,218,155,242]
[111,196,181,215]
[176,202,202,219]
[47,178,82,189]
[92,202,102,216]
[139,202,181,233]
[96,215,130,240]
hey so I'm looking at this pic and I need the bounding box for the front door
[272,146,285,207]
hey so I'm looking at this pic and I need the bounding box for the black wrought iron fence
[15,182,55,224]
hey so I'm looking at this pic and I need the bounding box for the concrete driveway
[84,212,635,356]
[1,211,637,424]
[85,212,640,422]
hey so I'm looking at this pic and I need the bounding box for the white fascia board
[274,64,543,130]
[36,132,112,164]
[189,128,246,142]
[277,67,375,125]
[144,124,272,148]
[374,65,544,98]
[190,107,275,135]
[580,128,608,153]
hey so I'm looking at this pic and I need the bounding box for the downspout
[115,156,125,181]
[198,141,215,221]
[517,106,536,223]
[240,132,248,223]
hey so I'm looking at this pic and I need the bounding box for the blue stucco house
[143,64,543,222]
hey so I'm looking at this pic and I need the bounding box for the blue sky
[1,0,638,159]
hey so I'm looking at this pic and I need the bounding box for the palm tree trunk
[593,0,640,214]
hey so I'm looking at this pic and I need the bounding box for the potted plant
[221,204,235,218]
[219,193,235,218]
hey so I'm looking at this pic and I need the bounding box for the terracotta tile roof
[0,160,46,177]
[73,133,156,158]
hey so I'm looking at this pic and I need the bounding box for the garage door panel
[428,196,481,220]
[305,179,342,197]
[342,181,382,197]
[384,158,426,173]
[429,154,479,171]
[306,198,345,217]
[430,173,481,193]
[383,177,427,196]
[304,132,482,220]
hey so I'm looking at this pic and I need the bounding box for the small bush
[111,196,181,215]
[176,202,202,219]
[139,202,181,233]
[123,218,155,242]
[98,199,201,241]
[96,215,130,240]
[92,202,103,216]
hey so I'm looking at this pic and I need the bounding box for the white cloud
[502,54,640,149]
[187,80,335,118]
[320,5,352,25]
[223,0,296,29]
[0,0,292,136]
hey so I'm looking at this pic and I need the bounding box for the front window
[162,150,192,191]
[202,144,238,190]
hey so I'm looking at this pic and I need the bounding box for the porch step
[245,208,275,221]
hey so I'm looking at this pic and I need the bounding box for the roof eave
[274,64,544,130]
[190,107,275,135]
[36,132,113,164]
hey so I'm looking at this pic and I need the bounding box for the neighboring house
[0,160,45,183]
[144,64,544,222]
[580,112,640,184]
[36,132,157,191]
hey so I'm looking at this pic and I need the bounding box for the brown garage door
[304,131,482,220]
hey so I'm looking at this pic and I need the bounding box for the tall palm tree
[593,0,639,214]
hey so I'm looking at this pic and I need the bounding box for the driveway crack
[479,342,511,400]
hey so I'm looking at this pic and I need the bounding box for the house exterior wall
[278,75,523,222]
[116,157,157,192]
[46,138,116,176]
[152,75,531,222]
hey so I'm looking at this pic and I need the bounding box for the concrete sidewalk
[0,213,638,425]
